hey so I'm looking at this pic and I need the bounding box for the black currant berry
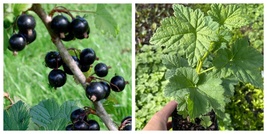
[73,121,89,130]
[51,15,70,38]
[71,16,90,39]
[61,32,75,41]
[86,120,100,130]
[100,82,111,99]
[19,29,37,44]
[66,124,74,130]
[80,65,90,72]
[121,116,132,124]
[110,75,126,92]
[80,48,96,65]
[122,124,132,130]
[94,63,108,77]
[70,108,87,123]
[45,51,62,69]
[48,69,67,88]
[17,14,36,34]
[63,56,81,75]
[8,33,27,51]
[86,82,106,102]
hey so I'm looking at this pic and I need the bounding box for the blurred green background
[4,4,132,130]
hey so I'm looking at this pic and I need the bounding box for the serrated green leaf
[4,100,30,130]
[94,4,119,37]
[213,38,263,88]
[56,101,79,120]
[12,4,32,17]
[188,89,210,118]
[30,99,60,127]
[150,4,219,66]
[162,54,188,69]
[207,4,247,29]
[200,116,212,127]
[40,118,69,130]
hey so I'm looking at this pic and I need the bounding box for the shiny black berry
[48,69,67,88]
[8,33,27,51]
[80,65,90,72]
[70,108,87,123]
[121,116,132,124]
[80,48,96,65]
[17,14,36,33]
[61,32,75,41]
[110,75,126,92]
[71,16,90,39]
[73,121,89,130]
[19,29,37,44]
[122,124,132,130]
[86,82,106,102]
[66,124,74,130]
[63,56,80,75]
[51,15,70,38]
[86,120,100,130]
[100,82,111,99]
[94,63,108,77]
[45,51,62,69]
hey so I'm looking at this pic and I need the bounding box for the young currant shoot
[150,4,263,129]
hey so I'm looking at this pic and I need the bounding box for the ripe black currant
[66,124,74,130]
[121,124,132,130]
[45,51,62,69]
[61,32,75,41]
[51,15,70,38]
[121,116,132,124]
[16,14,36,34]
[86,120,100,130]
[94,63,108,77]
[70,108,87,123]
[100,82,111,99]
[73,121,89,130]
[63,56,81,75]
[48,69,67,88]
[110,75,126,92]
[19,29,37,44]
[80,65,90,72]
[71,16,90,39]
[85,82,106,102]
[80,48,96,65]
[8,33,27,51]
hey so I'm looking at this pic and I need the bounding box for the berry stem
[30,4,118,131]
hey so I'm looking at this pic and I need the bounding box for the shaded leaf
[94,4,119,37]
[39,118,69,130]
[162,54,188,69]
[188,89,210,118]
[4,100,30,130]
[12,4,32,17]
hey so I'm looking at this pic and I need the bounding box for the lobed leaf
[207,4,247,29]
[4,100,30,130]
[150,4,219,66]
[213,38,263,88]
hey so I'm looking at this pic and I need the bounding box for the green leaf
[150,4,219,66]
[162,54,188,69]
[4,100,30,130]
[56,101,79,120]
[30,99,60,127]
[12,4,32,17]
[213,38,263,88]
[40,118,69,130]
[188,89,210,118]
[94,4,119,37]
[207,4,247,29]
[200,116,212,127]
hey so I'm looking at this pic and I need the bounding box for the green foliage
[136,4,263,130]
[4,101,30,130]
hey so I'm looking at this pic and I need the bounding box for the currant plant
[136,4,263,129]
[149,4,263,129]
[4,3,131,131]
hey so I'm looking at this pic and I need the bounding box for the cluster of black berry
[66,108,100,130]
[119,116,132,130]
[51,14,90,41]
[8,14,37,54]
